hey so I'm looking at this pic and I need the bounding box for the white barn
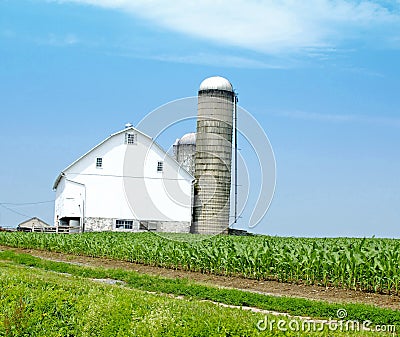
[53,125,194,232]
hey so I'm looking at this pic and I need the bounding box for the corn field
[0,232,399,294]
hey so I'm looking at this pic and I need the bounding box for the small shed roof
[18,217,51,229]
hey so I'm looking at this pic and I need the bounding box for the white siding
[54,127,193,230]
[54,178,85,222]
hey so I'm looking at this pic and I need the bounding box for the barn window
[96,158,103,168]
[157,161,164,172]
[115,220,133,230]
[125,133,137,145]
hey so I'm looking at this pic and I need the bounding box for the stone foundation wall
[157,221,191,233]
[84,217,115,232]
[84,217,190,233]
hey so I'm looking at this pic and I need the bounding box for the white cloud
[112,51,288,69]
[55,0,400,54]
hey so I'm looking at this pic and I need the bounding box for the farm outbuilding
[53,125,194,233]
[17,217,51,232]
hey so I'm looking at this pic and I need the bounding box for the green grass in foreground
[0,250,399,330]
[0,261,396,337]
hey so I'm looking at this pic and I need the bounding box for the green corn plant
[0,232,398,295]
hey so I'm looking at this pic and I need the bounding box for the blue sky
[0,0,399,237]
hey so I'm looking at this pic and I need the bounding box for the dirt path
[1,245,399,310]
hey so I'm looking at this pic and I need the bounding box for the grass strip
[0,261,283,336]
[2,261,395,337]
[0,249,398,327]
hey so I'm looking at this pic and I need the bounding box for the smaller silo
[173,133,196,176]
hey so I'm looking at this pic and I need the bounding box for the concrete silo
[173,132,196,176]
[192,76,236,235]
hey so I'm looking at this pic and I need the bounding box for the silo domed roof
[199,76,233,92]
[178,132,196,145]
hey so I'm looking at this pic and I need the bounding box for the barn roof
[53,126,194,190]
